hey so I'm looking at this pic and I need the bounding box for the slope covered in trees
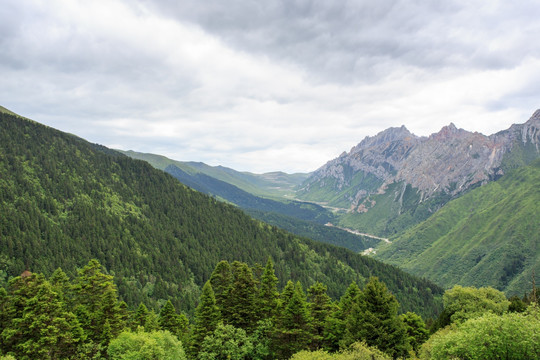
[375,158,540,296]
[0,111,442,318]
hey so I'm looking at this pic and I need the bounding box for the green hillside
[120,150,308,198]
[375,159,540,295]
[0,111,443,318]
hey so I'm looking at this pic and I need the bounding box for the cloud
[1,0,540,173]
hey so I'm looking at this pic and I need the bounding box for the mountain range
[117,109,540,298]
[0,107,442,318]
[296,110,540,236]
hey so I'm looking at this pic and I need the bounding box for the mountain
[375,158,540,296]
[296,110,540,236]
[0,108,443,318]
[123,151,380,252]
[119,150,308,199]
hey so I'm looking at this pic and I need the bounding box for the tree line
[2,258,537,359]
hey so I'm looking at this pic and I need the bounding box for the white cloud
[1,0,540,173]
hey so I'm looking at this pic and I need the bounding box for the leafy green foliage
[400,312,429,354]
[197,323,253,360]
[376,159,540,296]
[420,305,540,360]
[0,111,443,318]
[442,285,509,325]
[291,341,391,360]
[108,330,186,360]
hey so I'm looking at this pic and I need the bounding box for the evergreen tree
[72,259,124,347]
[158,300,189,341]
[343,277,409,358]
[307,282,332,350]
[400,312,428,354]
[274,282,312,358]
[323,282,360,351]
[132,303,149,331]
[189,281,220,357]
[209,260,232,315]
[1,274,84,359]
[257,257,279,320]
[226,261,258,330]
[277,280,295,315]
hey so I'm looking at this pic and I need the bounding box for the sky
[2,0,540,173]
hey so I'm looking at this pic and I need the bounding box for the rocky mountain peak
[298,109,540,217]
[531,109,540,120]
[351,125,415,154]
[430,122,469,141]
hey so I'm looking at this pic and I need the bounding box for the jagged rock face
[299,110,540,210]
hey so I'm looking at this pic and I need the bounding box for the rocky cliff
[297,110,540,234]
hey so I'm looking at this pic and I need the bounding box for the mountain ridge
[0,108,443,318]
[297,110,540,235]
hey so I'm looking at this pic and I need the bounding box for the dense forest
[0,111,442,318]
[1,259,537,359]
[163,164,379,252]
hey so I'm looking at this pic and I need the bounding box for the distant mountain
[119,150,309,198]
[123,151,381,253]
[0,108,443,318]
[375,158,540,296]
[163,164,379,252]
[296,110,540,236]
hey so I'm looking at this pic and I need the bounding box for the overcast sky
[2,0,540,173]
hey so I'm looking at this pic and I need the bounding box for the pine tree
[274,282,312,358]
[189,281,220,357]
[225,261,258,330]
[258,257,279,320]
[72,259,124,346]
[209,260,232,314]
[1,274,84,359]
[343,277,410,358]
[323,281,360,351]
[307,282,332,350]
[158,300,189,341]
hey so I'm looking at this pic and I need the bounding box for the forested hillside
[163,164,379,252]
[120,150,307,198]
[375,159,540,295]
[0,111,443,318]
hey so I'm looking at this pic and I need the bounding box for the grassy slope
[375,159,540,296]
[120,150,308,198]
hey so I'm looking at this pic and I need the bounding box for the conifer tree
[226,261,258,330]
[277,280,295,314]
[209,260,232,314]
[189,281,220,357]
[133,303,149,331]
[307,282,332,350]
[158,299,189,342]
[274,282,312,358]
[257,257,279,320]
[323,281,360,351]
[72,259,124,346]
[343,277,409,358]
[1,274,84,359]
